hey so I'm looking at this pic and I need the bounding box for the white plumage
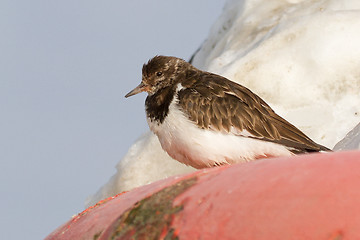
[147,84,294,169]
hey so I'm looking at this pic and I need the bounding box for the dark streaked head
[125,56,192,98]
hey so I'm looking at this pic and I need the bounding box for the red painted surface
[46,151,360,240]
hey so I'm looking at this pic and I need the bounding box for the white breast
[147,85,294,169]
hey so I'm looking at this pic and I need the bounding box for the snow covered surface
[86,0,360,206]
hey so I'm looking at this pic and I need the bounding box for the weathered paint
[106,177,196,240]
[46,151,360,240]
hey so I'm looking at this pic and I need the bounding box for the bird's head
[125,55,191,97]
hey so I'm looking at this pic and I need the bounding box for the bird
[125,55,330,169]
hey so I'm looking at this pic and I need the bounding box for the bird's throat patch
[145,86,176,124]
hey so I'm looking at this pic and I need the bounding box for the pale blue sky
[0,0,225,239]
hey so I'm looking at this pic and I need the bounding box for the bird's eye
[156,72,162,77]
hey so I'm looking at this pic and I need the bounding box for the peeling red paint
[46,151,360,240]
[105,177,196,239]
[102,177,196,240]
[64,191,127,232]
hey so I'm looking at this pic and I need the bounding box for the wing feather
[178,72,330,152]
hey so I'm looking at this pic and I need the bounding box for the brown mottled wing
[177,72,330,153]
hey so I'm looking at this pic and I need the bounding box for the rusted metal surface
[46,151,360,240]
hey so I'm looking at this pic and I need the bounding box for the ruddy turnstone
[125,56,330,169]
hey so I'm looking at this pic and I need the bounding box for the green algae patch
[109,177,197,240]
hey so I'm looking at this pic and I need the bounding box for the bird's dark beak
[125,82,146,98]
